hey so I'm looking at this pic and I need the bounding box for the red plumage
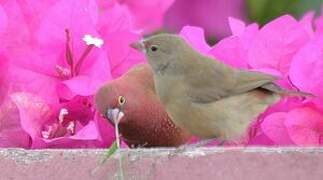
[95,64,191,147]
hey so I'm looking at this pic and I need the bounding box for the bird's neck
[154,61,171,76]
[153,60,184,76]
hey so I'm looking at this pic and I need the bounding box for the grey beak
[105,108,115,125]
[130,41,145,51]
[105,108,124,125]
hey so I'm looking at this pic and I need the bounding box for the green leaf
[105,141,119,158]
[90,141,120,175]
[100,141,119,164]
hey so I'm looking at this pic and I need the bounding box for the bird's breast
[153,74,186,104]
[153,74,230,139]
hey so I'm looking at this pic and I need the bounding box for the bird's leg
[170,138,224,157]
[189,138,224,148]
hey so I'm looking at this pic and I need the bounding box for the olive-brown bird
[95,64,191,147]
[130,34,311,141]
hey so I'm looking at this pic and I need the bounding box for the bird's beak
[105,108,124,125]
[130,40,145,52]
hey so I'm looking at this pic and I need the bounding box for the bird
[130,34,311,142]
[95,64,192,147]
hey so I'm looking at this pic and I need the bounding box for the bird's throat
[155,62,170,75]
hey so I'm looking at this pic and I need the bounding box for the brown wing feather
[186,55,278,103]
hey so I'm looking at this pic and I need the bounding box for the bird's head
[95,82,129,126]
[95,65,153,126]
[94,65,159,146]
[130,34,197,74]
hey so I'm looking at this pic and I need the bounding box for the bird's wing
[186,58,278,103]
[261,82,313,97]
[230,70,279,94]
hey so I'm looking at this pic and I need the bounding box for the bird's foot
[169,138,224,158]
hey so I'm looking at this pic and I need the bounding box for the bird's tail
[261,83,314,97]
[278,90,314,97]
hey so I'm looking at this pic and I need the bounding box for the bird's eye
[118,96,126,106]
[150,45,158,52]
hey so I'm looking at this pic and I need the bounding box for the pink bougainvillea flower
[1,0,110,101]
[0,55,9,105]
[0,97,31,148]
[178,22,255,69]
[261,112,295,145]
[164,0,246,39]
[34,0,111,100]
[0,0,144,148]
[0,4,7,34]
[248,15,311,74]
[228,17,260,50]
[299,11,315,38]
[285,106,323,146]
[315,8,323,33]
[94,112,120,147]
[10,92,115,148]
[179,26,211,55]
[3,0,144,109]
[248,97,306,146]
[209,17,259,69]
[0,62,34,148]
[228,17,246,36]
[210,36,248,68]
[289,34,323,109]
[207,18,290,90]
[5,0,143,98]
[247,132,275,146]
[115,0,175,33]
[260,102,323,146]
[208,18,292,90]
[0,0,31,58]
[95,2,145,78]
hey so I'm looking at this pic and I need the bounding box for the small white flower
[82,34,104,48]
[66,121,75,134]
[41,126,53,139]
[41,131,50,139]
[58,108,69,124]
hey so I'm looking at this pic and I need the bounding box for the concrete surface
[0,147,322,180]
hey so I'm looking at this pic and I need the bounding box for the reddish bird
[95,64,191,147]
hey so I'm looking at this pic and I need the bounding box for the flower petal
[0,5,8,34]
[299,11,315,38]
[70,121,99,140]
[228,17,245,36]
[10,92,52,140]
[0,98,31,148]
[315,8,323,33]
[285,107,323,146]
[289,35,323,98]
[248,15,310,74]
[118,0,175,33]
[58,52,112,99]
[179,26,211,55]
[9,66,59,104]
[103,31,144,78]
[94,112,116,147]
[210,36,248,68]
[37,0,99,70]
[261,112,294,145]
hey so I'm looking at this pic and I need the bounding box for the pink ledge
[0,147,322,180]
